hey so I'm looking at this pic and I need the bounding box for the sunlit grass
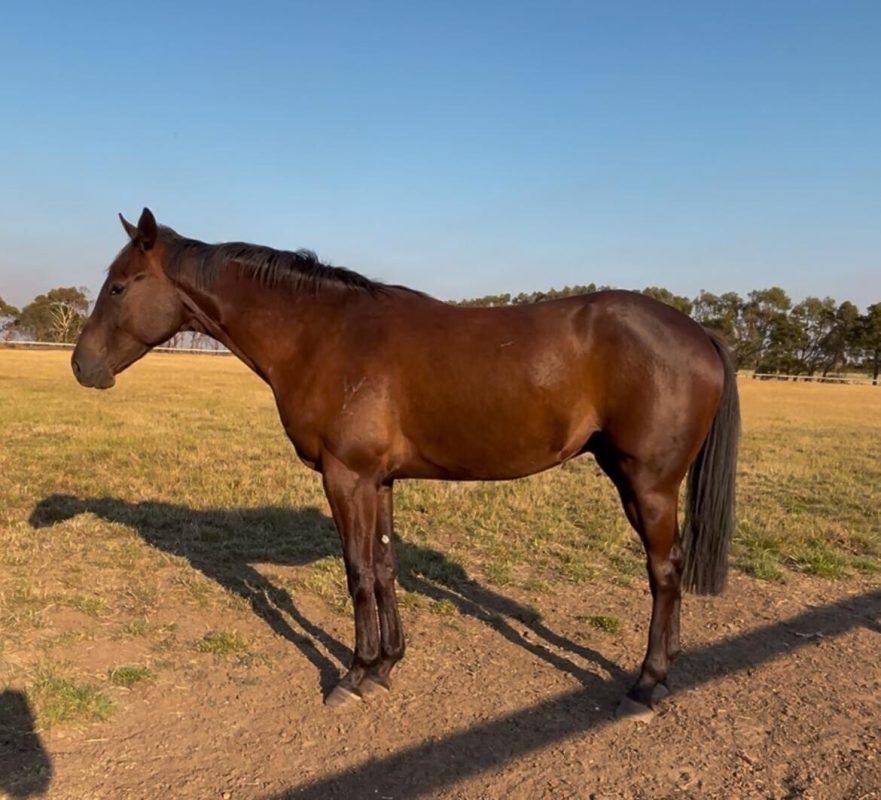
[108,665,153,687]
[28,666,113,728]
[194,630,249,656]
[580,614,622,634]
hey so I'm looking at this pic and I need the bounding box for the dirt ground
[2,569,879,800]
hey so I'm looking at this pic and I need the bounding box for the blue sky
[1,1,879,308]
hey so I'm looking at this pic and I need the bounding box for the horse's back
[372,290,722,481]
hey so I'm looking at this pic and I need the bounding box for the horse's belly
[397,403,597,481]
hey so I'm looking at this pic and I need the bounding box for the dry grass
[1,350,879,727]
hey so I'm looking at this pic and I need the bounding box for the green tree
[738,287,792,370]
[0,295,17,317]
[789,296,837,375]
[456,293,512,308]
[640,286,693,317]
[858,303,881,384]
[0,295,20,339]
[758,314,808,375]
[457,284,598,307]
[511,284,599,305]
[16,287,90,343]
[692,291,742,340]
[820,301,861,375]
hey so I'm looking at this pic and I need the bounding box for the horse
[71,208,739,715]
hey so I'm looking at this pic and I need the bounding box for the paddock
[1,350,879,799]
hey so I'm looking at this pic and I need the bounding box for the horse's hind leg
[619,484,682,709]
[595,447,684,712]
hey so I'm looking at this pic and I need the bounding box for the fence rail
[748,371,877,386]
[0,340,231,355]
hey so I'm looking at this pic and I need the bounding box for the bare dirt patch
[3,572,879,799]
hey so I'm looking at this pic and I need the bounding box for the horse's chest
[271,375,382,472]
[271,391,323,470]
[279,421,321,470]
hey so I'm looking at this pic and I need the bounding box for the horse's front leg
[361,483,405,695]
[321,455,381,706]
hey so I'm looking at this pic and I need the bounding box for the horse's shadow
[0,690,53,798]
[29,494,623,695]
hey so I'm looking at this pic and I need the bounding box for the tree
[515,284,598,305]
[758,314,807,375]
[456,292,512,308]
[0,295,18,318]
[163,331,188,349]
[0,295,20,339]
[858,303,881,385]
[640,286,693,317]
[820,301,860,375]
[789,296,836,375]
[49,303,82,343]
[16,287,90,343]
[692,291,742,341]
[738,287,792,370]
[457,285,598,307]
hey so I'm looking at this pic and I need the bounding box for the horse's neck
[175,272,337,385]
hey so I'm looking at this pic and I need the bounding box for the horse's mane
[159,226,397,296]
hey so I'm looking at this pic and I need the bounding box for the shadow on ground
[0,690,53,799]
[29,494,623,698]
[23,496,881,798]
[268,587,881,799]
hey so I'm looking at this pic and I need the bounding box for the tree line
[3,283,880,381]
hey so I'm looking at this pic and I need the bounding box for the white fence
[0,340,232,356]
[748,372,877,386]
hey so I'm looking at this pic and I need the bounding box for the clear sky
[1,0,879,308]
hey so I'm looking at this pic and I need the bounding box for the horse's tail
[681,332,741,595]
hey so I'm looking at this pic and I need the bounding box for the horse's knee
[346,564,376,602]
[374,557,397,585]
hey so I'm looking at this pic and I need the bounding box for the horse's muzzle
[71,349,116,389]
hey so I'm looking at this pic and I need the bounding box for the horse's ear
[119,213,139,240]
[136,208,157,251]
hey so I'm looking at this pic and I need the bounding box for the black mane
[160,227,386,296]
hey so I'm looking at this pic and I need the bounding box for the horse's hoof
[359,676,390,699]
[615,696,654,723]
[325,684,362,708]
[652,683,670,702]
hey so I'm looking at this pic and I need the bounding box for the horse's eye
[109,283,125,296]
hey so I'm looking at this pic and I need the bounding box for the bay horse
[72,208,739,715]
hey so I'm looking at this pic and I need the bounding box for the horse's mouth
[76,371,116,390]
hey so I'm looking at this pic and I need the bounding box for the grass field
[1,349,880,730]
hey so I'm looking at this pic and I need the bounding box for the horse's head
[72,208,186,388]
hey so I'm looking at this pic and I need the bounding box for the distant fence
[0,340,232,356]
[748,372,877,386]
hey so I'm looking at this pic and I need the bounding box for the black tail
[681,333,741,595]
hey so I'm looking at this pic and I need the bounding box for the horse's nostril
[72,357,81,377]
